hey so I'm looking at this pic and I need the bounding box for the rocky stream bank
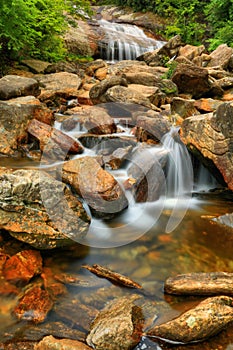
[0,9,233,349]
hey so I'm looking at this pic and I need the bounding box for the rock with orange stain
[3,250,42,284]
[62,156,128,218]
[14,286,54,323]
[0,169,90,249]
[180,101,233,191]
[41,267,67,300]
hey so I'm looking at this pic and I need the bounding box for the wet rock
[14,285,54,323]
[0,169,90,249]
[55,298,98,332]
[3,321,86,343]
[103,145,133,170]
[0,98,53,156]
[78,133,137,151]
[147,296,233,343]
[165,272,233,296]
[37,72,82,104]
[135,115,171,143]
[3,250,42,284]
[171,64,211,98]
[207,44,233,69]
[87,295,144,350]
[89,76,128,104]
[127,146,167,202]
[62,157,128,218]
[28,118,84,157]
[81,106,117,134]
[180,101,233,190]
[212,212,233,229]
[35,335,92,350]
[41,267,67,299]
[0,75,40,100]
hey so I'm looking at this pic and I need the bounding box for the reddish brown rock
[14,286,54,323]
[194,98,223,113]
[178,44,205,61]
[41,267,67,300]
[180,102,233,190]
[0,97,53,156]
[89,76,128,104]
[62,157,128,218]
[135,115,171,143]
[171,64,211,98]
[28,118,84,155]
[3,250,42,284]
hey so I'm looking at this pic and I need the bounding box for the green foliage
[0,0,91,63]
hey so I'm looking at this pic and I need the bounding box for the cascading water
[161,126,193,198]
[98,19,165,62]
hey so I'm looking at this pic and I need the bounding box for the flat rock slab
[147,295,233,343]
[0,75,40,100]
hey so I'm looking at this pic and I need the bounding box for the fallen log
[164,272,233,296]
[146,295,233,343]
[82,264,142,289]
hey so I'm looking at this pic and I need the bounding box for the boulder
[37,72,82,103]
[62,157,128,218]
[89,76,128,104]
[135,114,171,143]
[127,146,167,202]
[78,134,137,151]
[28,119,84,158]
[0,75,40,100]
[207,44,233,69]
[108,60,167,78]
[180,101,233,190]
[0,97,53,155]
[0,169,91,249]
[61,106,117,134]
[87,295,144,350]
[171,97,200,119]
[21,59,51,74]
[104,85,157,110]
[171,63,211,98]
[64,19,99,57]
[178,44,205,61]
[137,35,182,66]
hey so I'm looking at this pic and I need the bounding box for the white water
[98,19,165,62]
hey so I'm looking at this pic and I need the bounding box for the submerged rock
[0,169,90,249]
[87,295,144,350]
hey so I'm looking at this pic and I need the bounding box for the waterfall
[98,19,165,62]
[194,163,219,192]
[162,126,194,198]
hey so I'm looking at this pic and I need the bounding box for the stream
[1,18,233,350]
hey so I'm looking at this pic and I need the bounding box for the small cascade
[162,126,193,198]
[98,19,165,62]
[194,163,220,192]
